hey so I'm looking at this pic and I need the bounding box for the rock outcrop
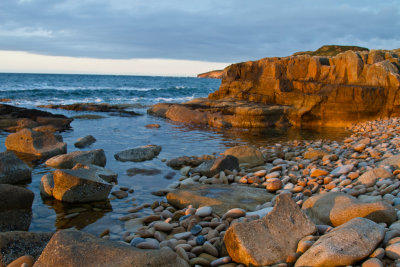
[39,103,141,117]
[197,70,225,79]
[149,49,400,128]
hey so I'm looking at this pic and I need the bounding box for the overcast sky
[0,0,399,76]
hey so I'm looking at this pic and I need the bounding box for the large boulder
[0,184,34,231]
[149,50,400,128]
[302,192,396,227]
[5,128,67,158]
[295,218,384,267]
[223,145,264,167]
[224,194,316,266]
[0,231,53,267]
[45,149,106,169]
[192,155,239,177]
[0,151,31,184]
[52,168,112,203]
[33,229,189,267]
[114,145,161,162]
[167,184,274,217]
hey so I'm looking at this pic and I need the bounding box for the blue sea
[0,73,349,237]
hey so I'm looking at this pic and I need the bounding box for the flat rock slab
[295,218,384,267]
[5,128,66,158]
[0,231,53,267]
[114,145,161,162]
[302,192,396,227]
[0,151,31,184]
[45,149,106,169]
[33,229,189,267]
[167,184,274,216]
[224,194,316,266]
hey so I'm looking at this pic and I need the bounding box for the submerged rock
[224,193,316,266]
[0,151,31,184]
[295,218,384,267]
[74,135,96,148]
[45,149,106,169]
[5,128,67,158]
[114,145,161,162]
[33,229,189,267]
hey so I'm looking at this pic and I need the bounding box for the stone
[6,255,34,267]
[74,135,96,148]
[224,193,316,266]
[45,149,106,169]
[379,154,400,168]
[5,128,66,158]
[0,231,52,267]
[246,207,273,218]
[192,155,239,177]
[145,123,161,128]
[0,184,34,231]
[223,208,246,219]
[111,190,128,199]
[304,150,328,160]
[39,174,54,198]
[40,103,141,116]
[385,242,400,260]
[154,222,173,232]
[72,163,118,183]
[190,224,203,235]
[330,164,354,177]
[0,151,31,184]
[357,168,393,187]
[203,241,219,257]
[114,144,161,162]
[167,184,274,217]
[362,258,383,267]
[52,168,112,203]
[33,229,189,267]
[302,192,397,227]
[195,206,213,217]
[265,178,282,192]
[223,146,264,167]
[295,218,384,267]
[310,168,329,177]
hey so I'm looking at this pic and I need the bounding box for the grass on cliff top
[292,45,369,57]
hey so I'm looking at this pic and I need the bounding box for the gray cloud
[0,0,399,62]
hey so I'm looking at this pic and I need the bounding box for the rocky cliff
[149,49,400,128]
[197,70,225,79]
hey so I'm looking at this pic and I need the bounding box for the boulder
[114,145,161,162]
[39,174,54,198]
[379,154,400,168]
[302,192,396,227]
[167,184,274,217]
[0,151,31,184]
[295,218,385,267]
[33,229,189,267]
[0,184,34,231]
[192,155,239,177]
[45,149,106,169]
[357,168,393,187]
[52,168,112,203]
[72,163,118,183]
[166,155,215,169]
[5,128,67,158]
[0,231,53,267]
[224,194,316,266]
[74,135,96,148]
[223,145,264,167]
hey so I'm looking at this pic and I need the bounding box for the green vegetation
[292,45,369,57]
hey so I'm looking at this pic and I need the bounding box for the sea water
[0,73,349,237]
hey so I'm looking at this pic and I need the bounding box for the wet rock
[72,163,118,183]
[295,218,384,267]
[114,145,161,162]
[39,174,54,198]
[167,184,274,216]
[45,149,106,169]
[5,128,66,158]
[0,184,34,231]
[126,167,162,176]
[0,151,31,184]
[52,168,112,203]
[74,135,96,148]
[302,192,396,227]
[192,155,239,177]
[6,255,34,267]
[33,229,188,267]
[223,145,264,167]
[330,164,354,177]
[166,155,215,169]
[0,231,53,266]
[303,150,328,160]
[145,124,160,128]
[357,168,393,187]
[111,190,128,199]
[224,193,316,266]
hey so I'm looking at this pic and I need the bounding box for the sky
[0,0,399,76]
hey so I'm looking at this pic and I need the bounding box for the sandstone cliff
[292,45,369,57]
[197,70,225,79]
[149,49,400,128]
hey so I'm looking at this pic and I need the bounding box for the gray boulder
[0,184,34,231]
[52,168,112,203]
[45,149,106,169]
[224,193,316,266]
[33,229,189,267]
[114,145,161,162]
[192,155,239,177]
[72,163,118,183]
[224,145,264,167]
[74,135,96,148]
[0,231,53,266]
[295,218,385,267]
[5,128,66,158]
[0,151,31,184]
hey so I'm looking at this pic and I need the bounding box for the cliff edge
[197,70,225,79]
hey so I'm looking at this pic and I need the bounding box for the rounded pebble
[190,224,203,235]
[195,206,213,217]
[362,258,384,267]
[203,241,219,257]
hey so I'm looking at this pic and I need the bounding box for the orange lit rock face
[197,69,225,79]
[150,50,400,128]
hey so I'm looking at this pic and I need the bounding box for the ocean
[0,73,349,237]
